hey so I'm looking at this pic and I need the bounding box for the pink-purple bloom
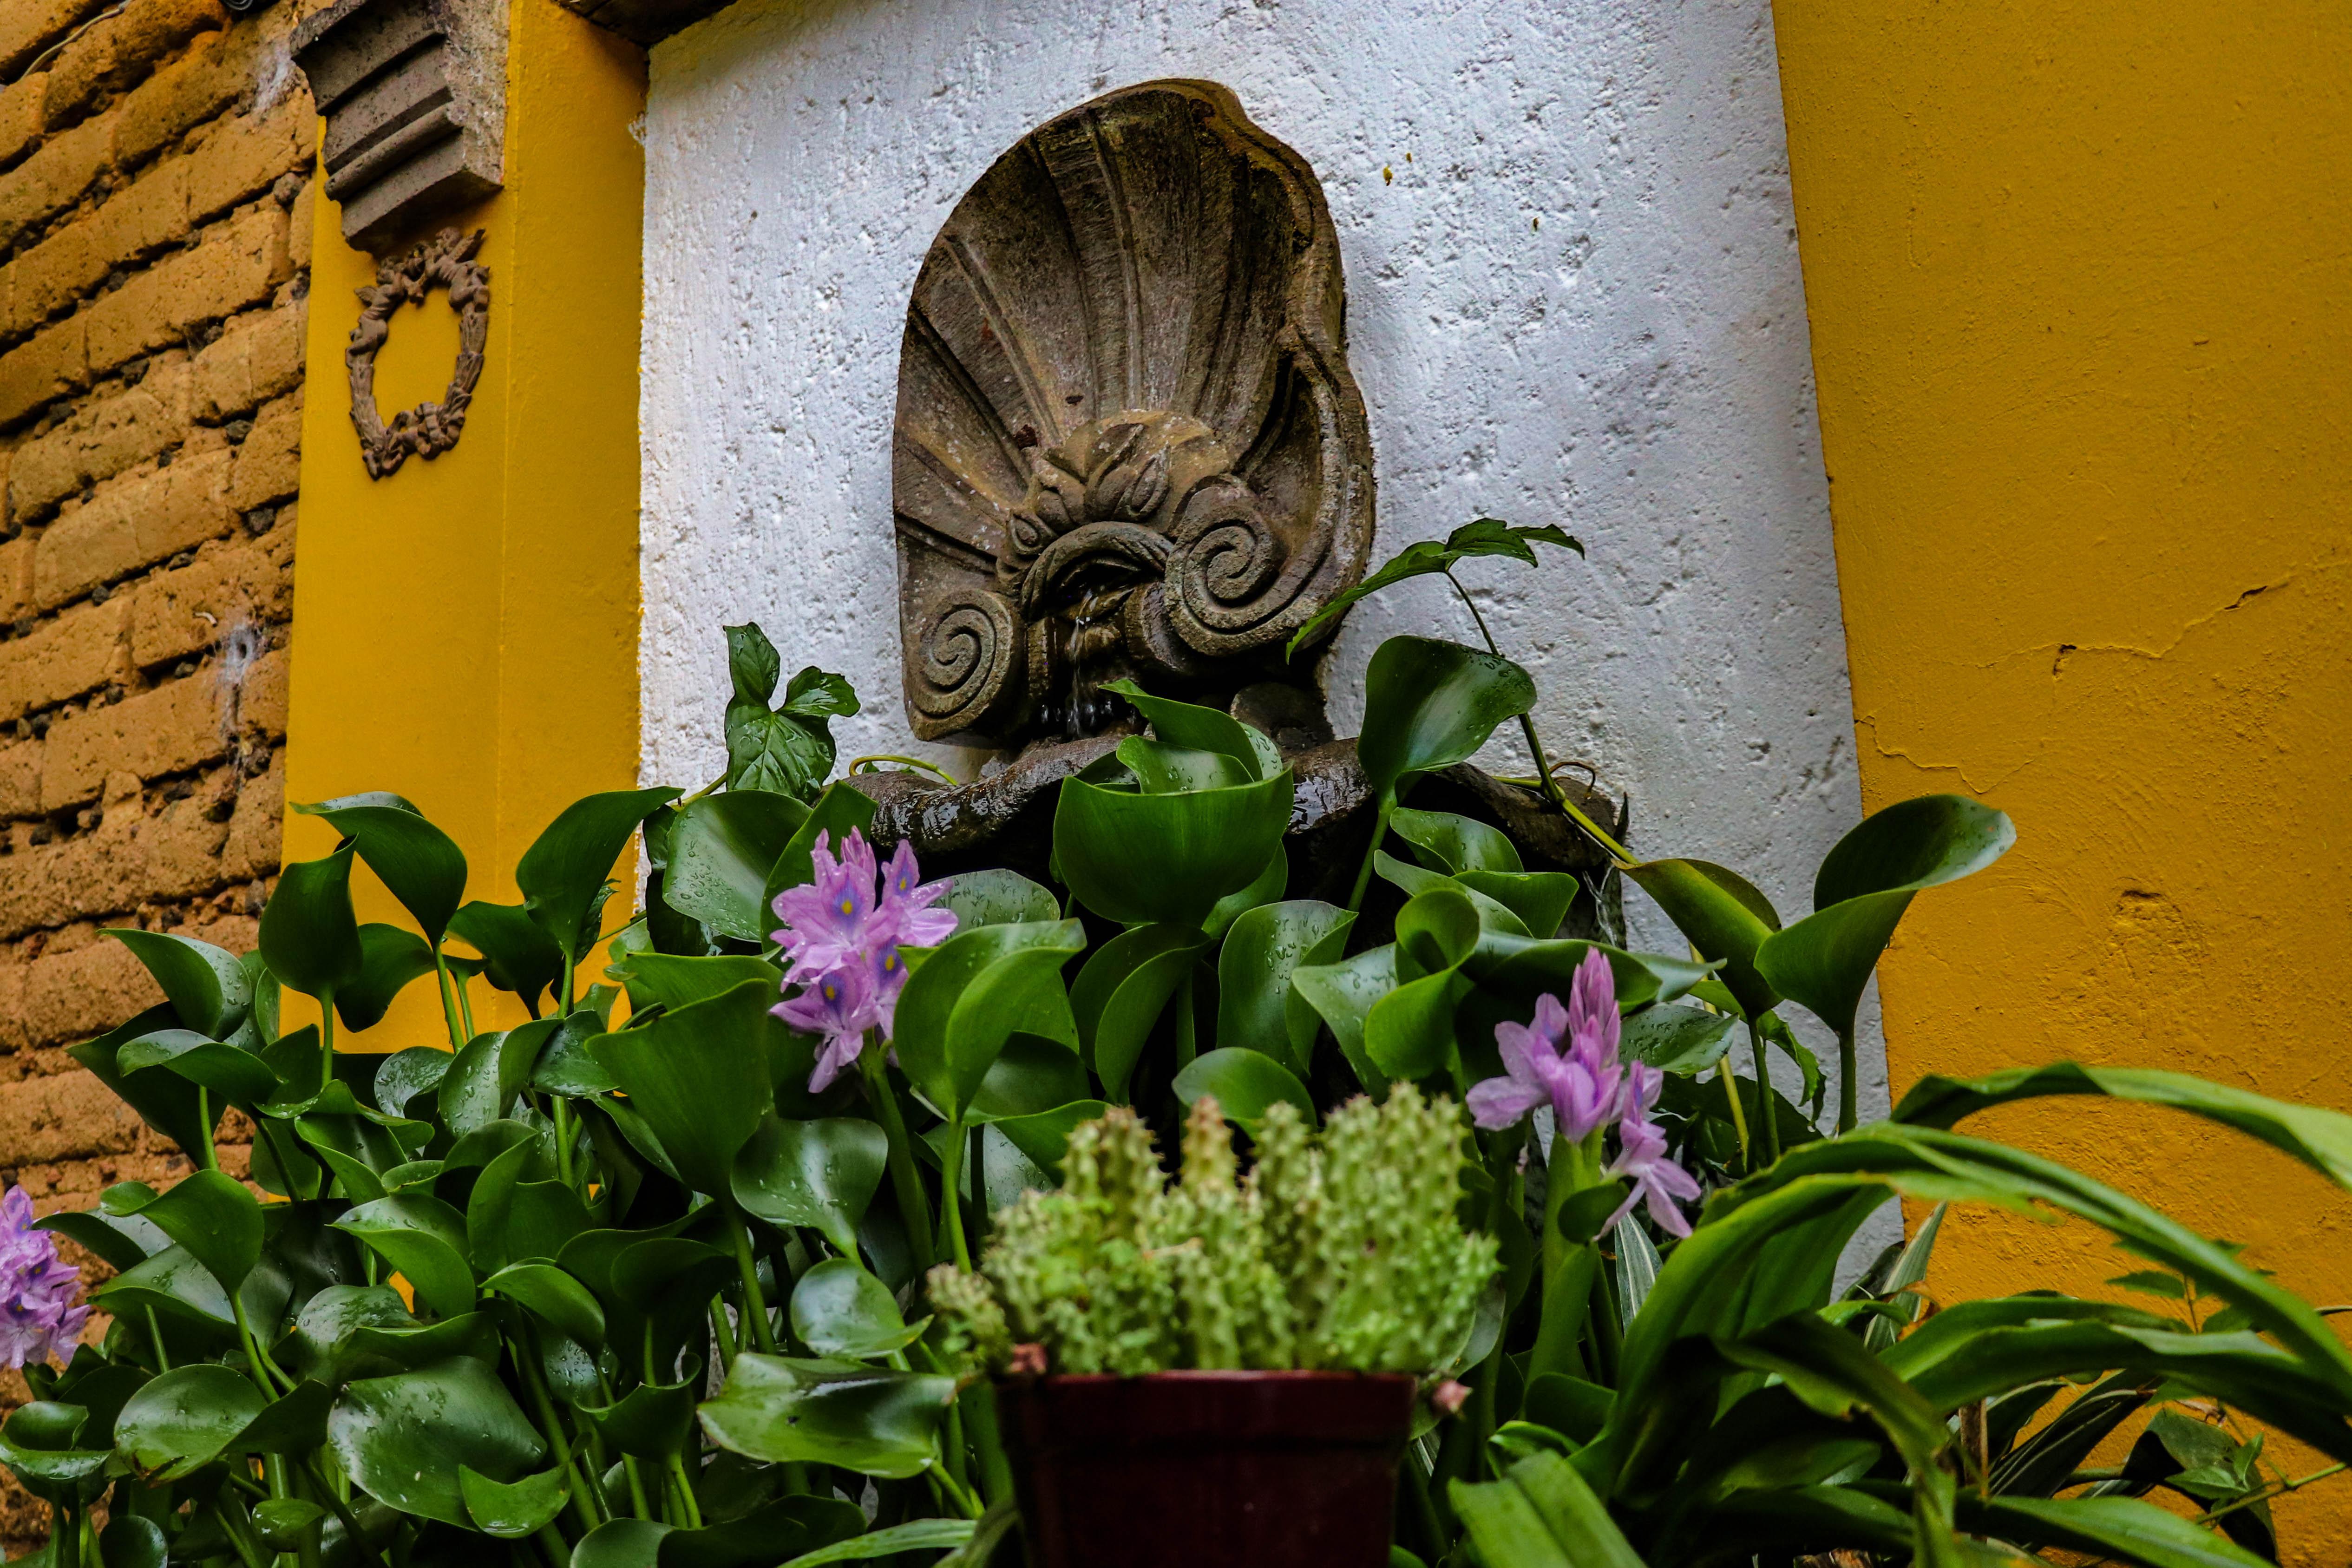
[770,830,957,1092]
[1468,951,1625,1140]
[1467,949,1701,1238]
[0,1186,85,1370]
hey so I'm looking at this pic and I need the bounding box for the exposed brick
[144,768,236,888]
[0,595,128,719]
[0,0,110,83]
[39,0,227,133]
[0,108,113,255]
[0,955,22,1051]
[7,359,196,524]
[285,174,312,270]
[0,315,88,428]
[0,75,43,173]
[4,217,98,342]
[188,297,302,422]
[32,446,229,609]
[90,152,190,276]
[42,669,230,809]
[20,936,157,1049]
[219,745,278,879]
[187,99,303,225]
[111,23,248,171]
[0,1067,145,1167]
[128,532,288,667]
[82,203,290,377]
[228,392,298,508]
[0,742,37,820]
[236,642,284,737]
[0,535,33,623]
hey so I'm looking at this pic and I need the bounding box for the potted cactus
[928,1091,1496,1568]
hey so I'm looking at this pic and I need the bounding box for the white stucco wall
[636,0,1887,1129]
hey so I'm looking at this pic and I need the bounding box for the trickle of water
[1043,588,1131,739]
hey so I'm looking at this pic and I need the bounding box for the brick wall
[0,0,313,1545]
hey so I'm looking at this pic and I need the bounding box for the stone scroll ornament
[894,81,1375,748]
[345,227,490,479]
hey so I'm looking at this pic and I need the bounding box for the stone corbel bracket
[292,0,506,255]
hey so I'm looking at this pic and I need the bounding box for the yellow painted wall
[1771,2,2352,1558]
[282,0,649,1047]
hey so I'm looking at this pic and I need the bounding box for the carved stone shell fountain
[893,79,1374,751]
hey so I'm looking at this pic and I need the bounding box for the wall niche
[893,80,1374,754]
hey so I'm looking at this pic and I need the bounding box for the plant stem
[1444,570,1632,867]
[198,1086,217,1172]
[665,1456,705,1529]
[317,1002,337,1095]
[455,969,478,1037]
[848,754,960,786]
[2198,1463,2348,1525]
[1717,1061,1752,1174]
[708,1297,738,1377]
[1748,1022,1782,1166]
[721,1202,780,1354]
[552,1098,578,1196]
[512,1330,602,1538]
[1348,795,1397,915]
[1529,1129,1602,1382]
[960,1381,1015,1506]
[302,1456,389,1568]
[433,951,467,1050]
[938,1117,974,1270]
[1837,1027,1859,1135]
[862,1040,937,1273]
[558,957,575,1017]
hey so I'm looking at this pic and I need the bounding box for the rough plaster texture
[635,0,1886,1131]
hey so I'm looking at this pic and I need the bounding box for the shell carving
[894,80,1375,746]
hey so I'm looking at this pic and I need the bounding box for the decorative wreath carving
[345,228,491,479]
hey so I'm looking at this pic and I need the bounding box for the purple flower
[781,961,882,1093]
[1467,951,1626,1139]
[0,1187,85,1370]
[769,830,958,1091]
[1602,1116,1702,1239]
[771,830,883,984]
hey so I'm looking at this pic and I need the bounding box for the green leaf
[774,1519,978,1567]
[98,1517,167,1568]
[1621,858,1781,1018]
[1895,1062,2352,1191]
[448,901,566,1014]
[1289,520,1583,656]
[1456,870,1581,940]
[1101,679,1271,779]
[1054,767,1294,928]
[589,980,789,1196]
[116,1029,279,1106]
[1366,970,1473,1081]
[660,1495,868,1568]
[334,1195,476,1317]
[791,1259,928,1359]
[113,1364,264,1478]
[726,662,859,798]
[1356,636,1536,802]
[482,1263,605,1346]
[1621,1004,1739,1074]
[781,665,861,720]
[112,1170,261,1292]
[328,1357,546,1527]
[1955,1494,2272,1568]
[260,847,365,1004]
[293,795,470,945]
[373,1046,453,1118]
[440,1024,549,1140]
[1450,1449,1642,1568]
[574,1519,674,1568]
[608,952,782,1015]
[697,1354,954,1477]
[1173,1048,1315,1132]
[667,791,810,944]
[1391,807,1523,874]
[102,929,249,1037]
[938,869,1060,930]
[1291,945,1398,1096]
[984,1101,1109,1177]
[893,920,1086,1120]
[966,1037,1090,1121]
[1754,794,2014,1041]
[1071,924,1212,1101]
[518,788,681,962]
[726,623,782,706]
[730,1115,888,1258]
[1115,736,1252,794]
[1202,842,1290,938]
[462,1464,571,1539]
[1215,900,1354,1076]
[66,1005,208,1161]
[338,924,439,1031]
[759,784,880,945]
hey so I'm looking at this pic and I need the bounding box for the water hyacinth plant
[0,553,2345,1568]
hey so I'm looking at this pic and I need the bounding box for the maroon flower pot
[995,1371,1418,1568]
